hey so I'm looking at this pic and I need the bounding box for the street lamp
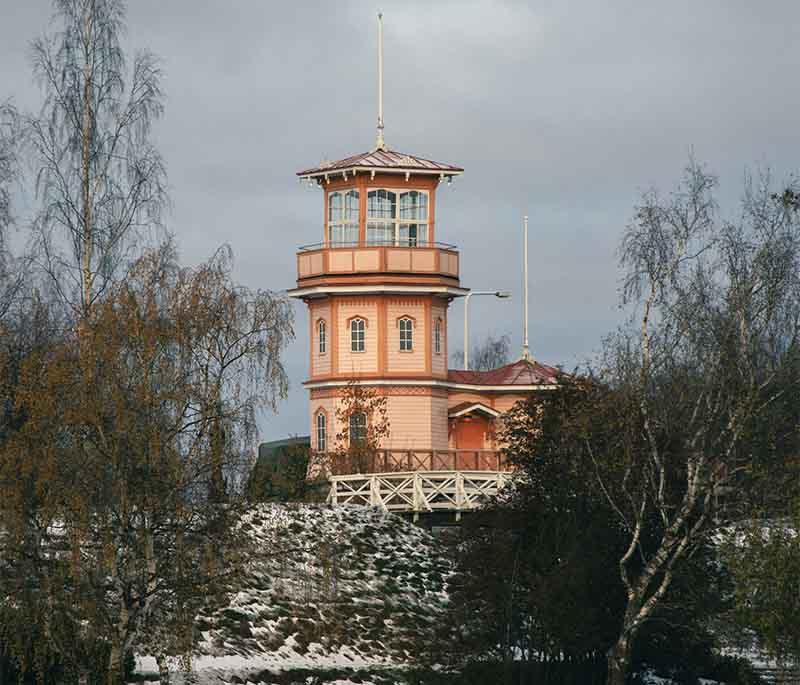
[463,290,512,370]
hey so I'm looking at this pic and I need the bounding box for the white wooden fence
[327,469,512,519]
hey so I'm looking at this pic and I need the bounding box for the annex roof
[448,402,501,419]
[447,358,561,388]
[297,147,464,180]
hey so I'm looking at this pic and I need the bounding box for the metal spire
[375,11,386,150]
[522,215,533,361]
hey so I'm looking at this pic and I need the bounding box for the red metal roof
[447,358,561,387]
[297,147,463,177]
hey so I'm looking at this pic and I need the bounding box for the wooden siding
[431,303,447,377]
[310,301,331,378]
[336,298,379,375]
[386,297,427,374]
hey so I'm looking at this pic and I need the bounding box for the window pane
[329,223,341,245]
[399,223,427,247]
[400,318,413,351]
[345,190,360,221]
[349,412,367,444]
[343,224,359,246]
[399,191,428,220]
[351,319,365,352]
[318,320,326,354]
[368,189,396,219]
[367,221,394,245]
[316,413,327,451]
[328,192,342,221]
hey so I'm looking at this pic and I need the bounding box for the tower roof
[297,147,464,181]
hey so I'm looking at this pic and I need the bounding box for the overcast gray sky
[2,0,799,442]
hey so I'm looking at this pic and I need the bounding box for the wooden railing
[318,449,508,476]
[296,243,460,281]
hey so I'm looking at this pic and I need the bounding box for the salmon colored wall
[336,298,379,375]
[446,392,529,412]
[310,301,331,378]
[493,394,529,413]
[431,303,447,378]
[383,395,434,449]
[308,294,450,382]
[386,298,427,374]
[447,391,491,408]
[309,386,450,452]
[430,395,450,450]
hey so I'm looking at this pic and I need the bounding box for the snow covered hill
[136,503,452,684]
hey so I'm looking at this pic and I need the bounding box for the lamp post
[463,290,512,370]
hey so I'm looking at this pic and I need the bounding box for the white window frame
[328,189,360,246]
[350,317,366,353]
[316,411,327,451]
[318,319,327,355]
[366,188,429,247]
[399,317,414,352]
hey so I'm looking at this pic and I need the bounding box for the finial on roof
[375,11,386,151]
[521,215,534,362]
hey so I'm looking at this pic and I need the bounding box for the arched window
[434,318,442,354]
[349,412,367,445]
[317,319,327,354]
[399,317,413,351]
[350,318,366,352]
[328,190,359,246]
[316,411,327,452]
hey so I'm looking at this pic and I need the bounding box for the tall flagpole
[376,12,386,150]
[522,215,531,361]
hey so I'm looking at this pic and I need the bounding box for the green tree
[720,502,800,667]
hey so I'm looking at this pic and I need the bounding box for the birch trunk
[606,634,633,685]
[156,653,170,685]
[81,1,95,319]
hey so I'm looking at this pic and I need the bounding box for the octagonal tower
[290,149,467,454]
[286,15,561,519]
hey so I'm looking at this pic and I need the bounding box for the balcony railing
[319,449,508,476]
[296,241,460,281]
[298,239,457,252]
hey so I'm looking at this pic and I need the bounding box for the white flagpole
[522,215,531,361]
[376,12,385,150]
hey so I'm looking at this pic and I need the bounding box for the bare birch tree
[27,0,166,319]
[0,102,17,240]
[0,103,26,321]
[451,333,511,371]
[597,160,800,683]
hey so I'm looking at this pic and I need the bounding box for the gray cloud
[2,0,799,441]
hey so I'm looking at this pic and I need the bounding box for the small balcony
[295,240,460,284]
